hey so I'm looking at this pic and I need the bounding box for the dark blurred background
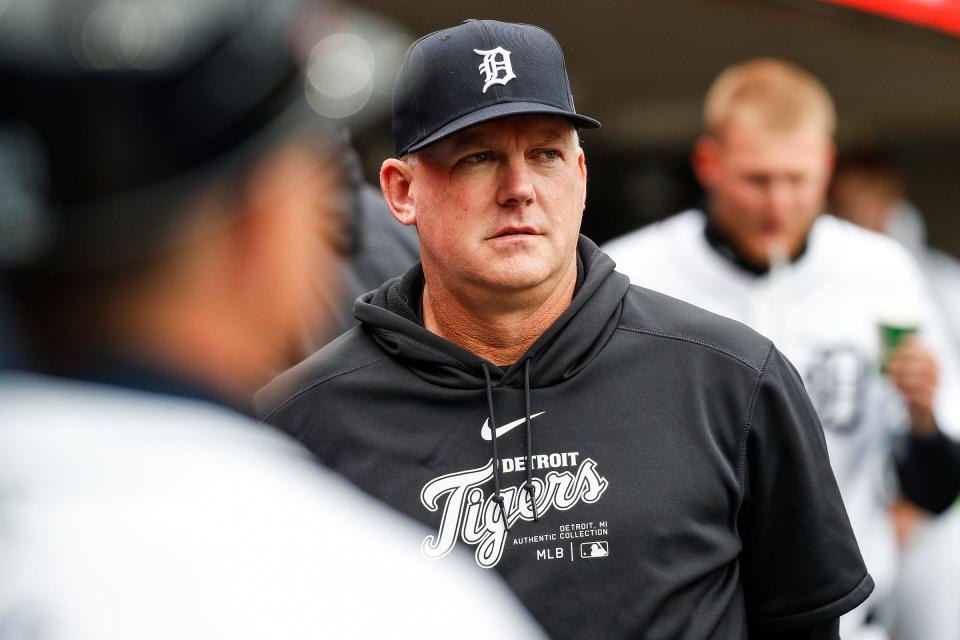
[340,0,960,254]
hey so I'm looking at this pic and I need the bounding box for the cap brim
[404,101,601,155]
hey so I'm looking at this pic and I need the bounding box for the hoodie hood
[354,235,630,390]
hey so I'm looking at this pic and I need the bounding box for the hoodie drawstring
[481,362,510,531]
[523,359,539,521]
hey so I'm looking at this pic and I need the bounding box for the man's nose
[496,158,535,207]
[766,180,793,219]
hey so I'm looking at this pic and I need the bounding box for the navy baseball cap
[0,0,340,270]
[392,19,600,157]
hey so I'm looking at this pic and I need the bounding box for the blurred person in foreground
[258,20,872,639]
[0,1,542,637]
[831,154,960,640]
[603,58,960,639]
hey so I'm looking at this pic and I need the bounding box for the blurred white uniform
[604,210,960,639]
[0,372,543,640]
[892,506,960,640]
[882,202,960,640]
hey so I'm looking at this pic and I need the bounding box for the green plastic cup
[879,321,918,373]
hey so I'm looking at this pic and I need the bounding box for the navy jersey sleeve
[738,347,873,633]
[896,429,960,514]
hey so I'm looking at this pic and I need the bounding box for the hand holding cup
[885,336,939,435]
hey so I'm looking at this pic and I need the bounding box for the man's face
[407,114,586,294]
[694,118,834,266]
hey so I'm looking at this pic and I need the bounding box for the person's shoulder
[617,283,774,374]
[254,325,388,421]
[1,371,323,517]
[0,371,300,454]
[602,210,703,259]
[0,376,545,640]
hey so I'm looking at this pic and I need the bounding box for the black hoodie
[256,236,872,639]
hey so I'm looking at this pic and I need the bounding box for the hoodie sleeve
[738,346,874,633]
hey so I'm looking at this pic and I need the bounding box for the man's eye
[461,152,491,165]
[535,149,561,161]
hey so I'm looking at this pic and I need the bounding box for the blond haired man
[605,58,960,638]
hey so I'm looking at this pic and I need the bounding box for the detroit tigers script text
[420,455,609,568]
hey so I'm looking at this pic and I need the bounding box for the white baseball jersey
[603,210,960,628]
[892,505,960,640]
[0,372,543,640]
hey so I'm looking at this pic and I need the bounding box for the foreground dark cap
[392,19,600,157]
[0,0,338,270]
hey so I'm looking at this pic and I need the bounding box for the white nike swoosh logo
[481,411,546,441]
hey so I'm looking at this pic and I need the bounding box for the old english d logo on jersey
[804,345,870,434]
[474,46,516,93]
[420,411,609,569]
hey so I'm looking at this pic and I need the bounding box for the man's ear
[691,135,720,189]
[228,142,341,304]
[577,147,587,209]
[380,158,417,226]
[824,140,837,183]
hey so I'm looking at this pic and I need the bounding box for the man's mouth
[758,219,784,235]
[490,226,539,239]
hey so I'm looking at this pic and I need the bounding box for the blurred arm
[887,338,960,512]
[897,429,960,514]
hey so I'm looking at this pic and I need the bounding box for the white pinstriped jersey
[0,373,543,640]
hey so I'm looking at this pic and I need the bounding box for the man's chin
[471,263,554,293]
[752,247,776,267]
[726,238,773,271]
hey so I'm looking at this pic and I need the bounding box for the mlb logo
[580,541,609,559]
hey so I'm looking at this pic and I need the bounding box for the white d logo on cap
[474,46,516,93]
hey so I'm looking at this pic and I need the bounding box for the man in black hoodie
[257,20,872,639]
